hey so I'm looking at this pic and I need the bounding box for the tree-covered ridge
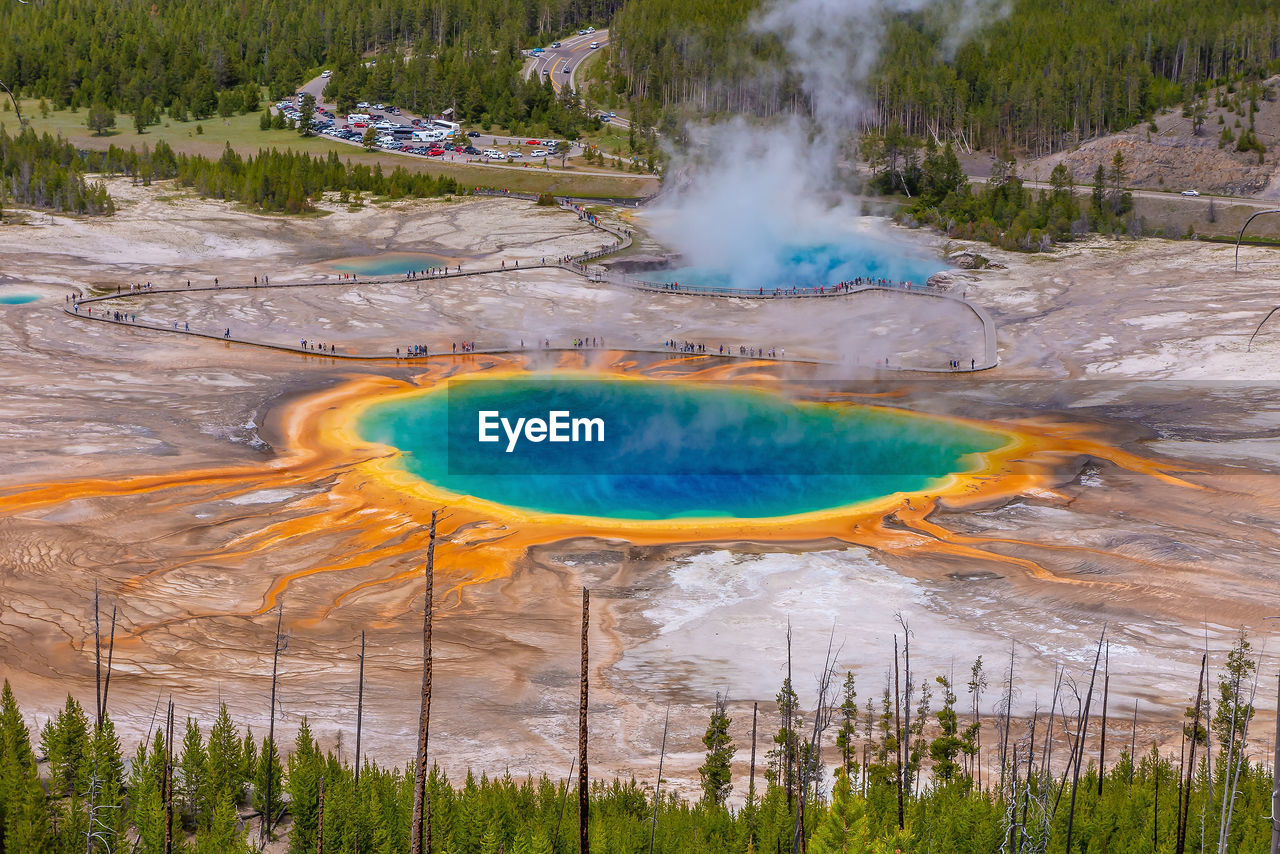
[0,632,1272,852]
[610,0,1280,153]
[0,0,621,117]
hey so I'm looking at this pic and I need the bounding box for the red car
[427,147,445,156]
[525,139,539,145]
[352,122,367,128]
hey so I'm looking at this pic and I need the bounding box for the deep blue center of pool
[643,239,945,293]
[356,377,1005,520]
[0,294,39,305]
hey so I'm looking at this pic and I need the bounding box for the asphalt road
[967,176,1280,211]
[523,29,631,130]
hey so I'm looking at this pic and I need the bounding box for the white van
[483,148,501,158]
[347,113,371,123]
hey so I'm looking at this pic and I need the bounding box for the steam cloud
[650,0,1006,289]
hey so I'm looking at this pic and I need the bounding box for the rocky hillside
[1022,76,1280,198]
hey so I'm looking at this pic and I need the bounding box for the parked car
[357,101,370,108]
[467,131,481,137]
[464,146,481,155]
[531,149,548,156]
[586,26,595,33]
[427,147,445,156]
[506,151,522,158]
[526,139,540,145]
[1181,189,1200,197]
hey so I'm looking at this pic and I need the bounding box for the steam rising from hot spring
[652,0,1007,289]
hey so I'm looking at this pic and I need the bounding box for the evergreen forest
[0,625,1274,853]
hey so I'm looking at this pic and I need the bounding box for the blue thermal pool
[642,239,946,293]
[355,376,1009,520]
[330,252,449,277]
[0,293,39,305]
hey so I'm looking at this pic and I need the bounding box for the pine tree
[204,703,245,819]
[40,695,90,797]
[286,717,323,853]
[929,676,965,784]
[698,693,735,806]
[193,794,252,854]
[835,672,859,780]
[808,771,870,854]
[179,716,208,822]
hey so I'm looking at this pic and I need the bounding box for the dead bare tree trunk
[355,630,365,786]
[316,776,325,854]
[1129,699,1138,786]
[262,604,286,847]
[785,622,794,812]
[553,756,576,848]
[164,699,174,854]
[897,615,912,799]
[649,704,670,854]
[894,635,904,829]
[748,701,758,806]
[791,629,841,854]
[411,509,440,854]
[94,583,102,728]
[1154,745,1161,851]
[1270,674,1280,854]
[999,641,1015,800]
[1098,641,1110,796]
[1176,654,1207,854]
[579,587,590,854]
[1064,627,1105,854]
[101,606,116,724]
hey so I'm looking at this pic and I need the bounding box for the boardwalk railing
[63,198,997,371]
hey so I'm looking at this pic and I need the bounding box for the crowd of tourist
[664,340,786,359]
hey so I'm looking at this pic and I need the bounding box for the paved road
[968,175,1280,211]
[523,30,631,130]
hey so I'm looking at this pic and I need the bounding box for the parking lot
[275,81,585,168]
